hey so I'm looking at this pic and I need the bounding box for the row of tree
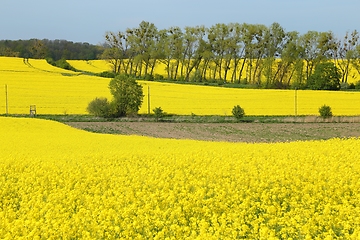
[0,39,104,60]
[103,21,360,89]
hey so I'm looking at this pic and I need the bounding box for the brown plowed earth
[65,122,360,143]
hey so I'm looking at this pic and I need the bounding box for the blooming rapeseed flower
[1,117,360,238]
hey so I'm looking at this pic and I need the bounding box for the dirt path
[66,122,360,143]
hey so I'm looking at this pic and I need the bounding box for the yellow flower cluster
[1,57,360,116]
[1,117,360,239]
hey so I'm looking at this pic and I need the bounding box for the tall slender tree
[262,22,288,88]
[333,30,359,83]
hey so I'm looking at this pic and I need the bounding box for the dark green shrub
[154,74,164,80]
[58,59,75,71]
[153,107,165,121]
[232,105,245,120]
[217,79,225,86]
[144,74,154,81]
[177,76,185,82]
[46,57,77,71]
[86,97,111,117]
[45,57,56,66]
[98,71,116,78]
[240,78,248,85]
[355,81,360,89]
[348,83,356,89]
[319,105,333,118]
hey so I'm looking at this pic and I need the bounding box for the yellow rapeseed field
[67,60,112,73]
[1,116,360,239]
[0,57,111,114]
[141,82,360,115]
[1,57,360,115]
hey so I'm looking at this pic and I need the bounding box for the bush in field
[154,74,164,80]
[144,74,154,81]
[86,97,111,117]
[347,83,356,89]
[319,105,333,118]
[355,80,360,89]
[98,71,116,78]
[87,74,144,117]
[153,107,165,122]
[232,105,245,120]
[46,58,77,71]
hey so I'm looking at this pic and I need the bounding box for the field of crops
[1,57,360,115]
[0,57,111,114]
[2,56,360,238]
[67,60,112,73]
[1,116,359,239]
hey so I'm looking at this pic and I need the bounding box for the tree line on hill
[103,21,360,90]
[2,21,360,90]
[0,39,104,61]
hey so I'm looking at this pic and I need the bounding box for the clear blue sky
[1,0,359,45]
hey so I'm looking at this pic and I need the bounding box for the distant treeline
[103,21,360,89]
[3,21,360,90]
[0,39,104,60]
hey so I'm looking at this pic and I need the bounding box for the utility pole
[5,84,8,115]
[147,85,150,115]
[294,87,298,118]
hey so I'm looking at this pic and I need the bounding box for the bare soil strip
[66,122,360,143]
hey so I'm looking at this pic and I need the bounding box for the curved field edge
[1,117,360,238]
[65,121,360,143]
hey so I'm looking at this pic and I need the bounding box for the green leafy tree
[243,24,268,85]
[307,62,341,90]
[181,26,207,81]
[126,21,158,77]
[333,30,359,83]
[100,22,360,89]
[228,22,245,82]
[300,31,335,83]
[262,22,288,88]
[350,44,360,77]
[165,26,184,80]
[208,23,232,81]
[103,31,129,74]
[275,31,305,88]
[109,75,144,117]
[87,75,144,118]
